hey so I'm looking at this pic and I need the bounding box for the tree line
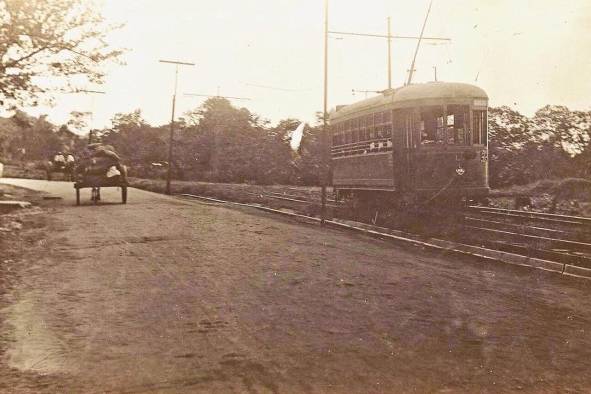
[488,105,591,188]
[1,99,590,188]
[0,98,326,185]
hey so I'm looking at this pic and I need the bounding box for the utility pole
[159,59,195,195]
[329,15,449,88]
[74,89,105,143]
[387,17,392,89]
[321,0,329,225]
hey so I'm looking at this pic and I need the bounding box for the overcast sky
[25,0,591,130]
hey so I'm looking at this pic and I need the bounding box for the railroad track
[459,205,591,271]
[177,192,591,280]
[245,191,340,208]
[232,191,591,271]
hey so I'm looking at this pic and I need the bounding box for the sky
[23,0,591,131]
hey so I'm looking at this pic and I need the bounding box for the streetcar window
[366,114,374,128]
[351,119,358,143]
[374,125,381,139]
[359,117,366,141]
[473,110,487,145]
[446,105,470,145]
[383,111,391,123]
[420,106,444,145]
[375,112,383,125]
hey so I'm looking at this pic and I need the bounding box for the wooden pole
[321,0,329,225]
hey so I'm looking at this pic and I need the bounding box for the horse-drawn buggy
[73,144,128,205]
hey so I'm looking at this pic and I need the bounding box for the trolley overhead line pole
[159,59,195,195]
[321,0,329,226]
[73,89,105,143]
[328,16,449,89]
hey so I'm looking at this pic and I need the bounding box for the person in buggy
[47,151,75,181]
[52,152,66,169]
[65,152,76,173]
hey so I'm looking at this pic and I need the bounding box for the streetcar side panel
[331,110,397,191]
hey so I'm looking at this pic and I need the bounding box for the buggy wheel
[76,188,80,206]
[121,186,127,204]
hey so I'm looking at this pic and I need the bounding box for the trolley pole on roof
[159,59,195,195]
[406,0,434,86]
[321,0,329,226]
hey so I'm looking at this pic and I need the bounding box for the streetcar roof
[330,82,488,120]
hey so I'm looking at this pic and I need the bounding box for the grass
[491,178,591,216]
[2,161,589,217]
[127,177,335,218]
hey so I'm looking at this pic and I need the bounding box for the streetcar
[330,81,489,208]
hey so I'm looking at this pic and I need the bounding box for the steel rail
[467,206,591,225]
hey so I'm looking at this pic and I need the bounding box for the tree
[185,97,268,182]
[0,0,124,107]
[101,109,167,177]
[1,111,80,161]
[293,116,325,186]
[487,105,591,187]
[252,118,300,184]
[67,110,91,135]
[530,105,591,156]
[487,106,532,187]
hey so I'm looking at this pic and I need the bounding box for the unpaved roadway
[1,178,591,393]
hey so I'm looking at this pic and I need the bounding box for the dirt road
[1,178,591,393]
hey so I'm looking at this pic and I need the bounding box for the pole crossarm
[328,30,450,41]
[184,93,251,101]
[352,89,383,94]
[74,89,106,94]
[159,59,196,66]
